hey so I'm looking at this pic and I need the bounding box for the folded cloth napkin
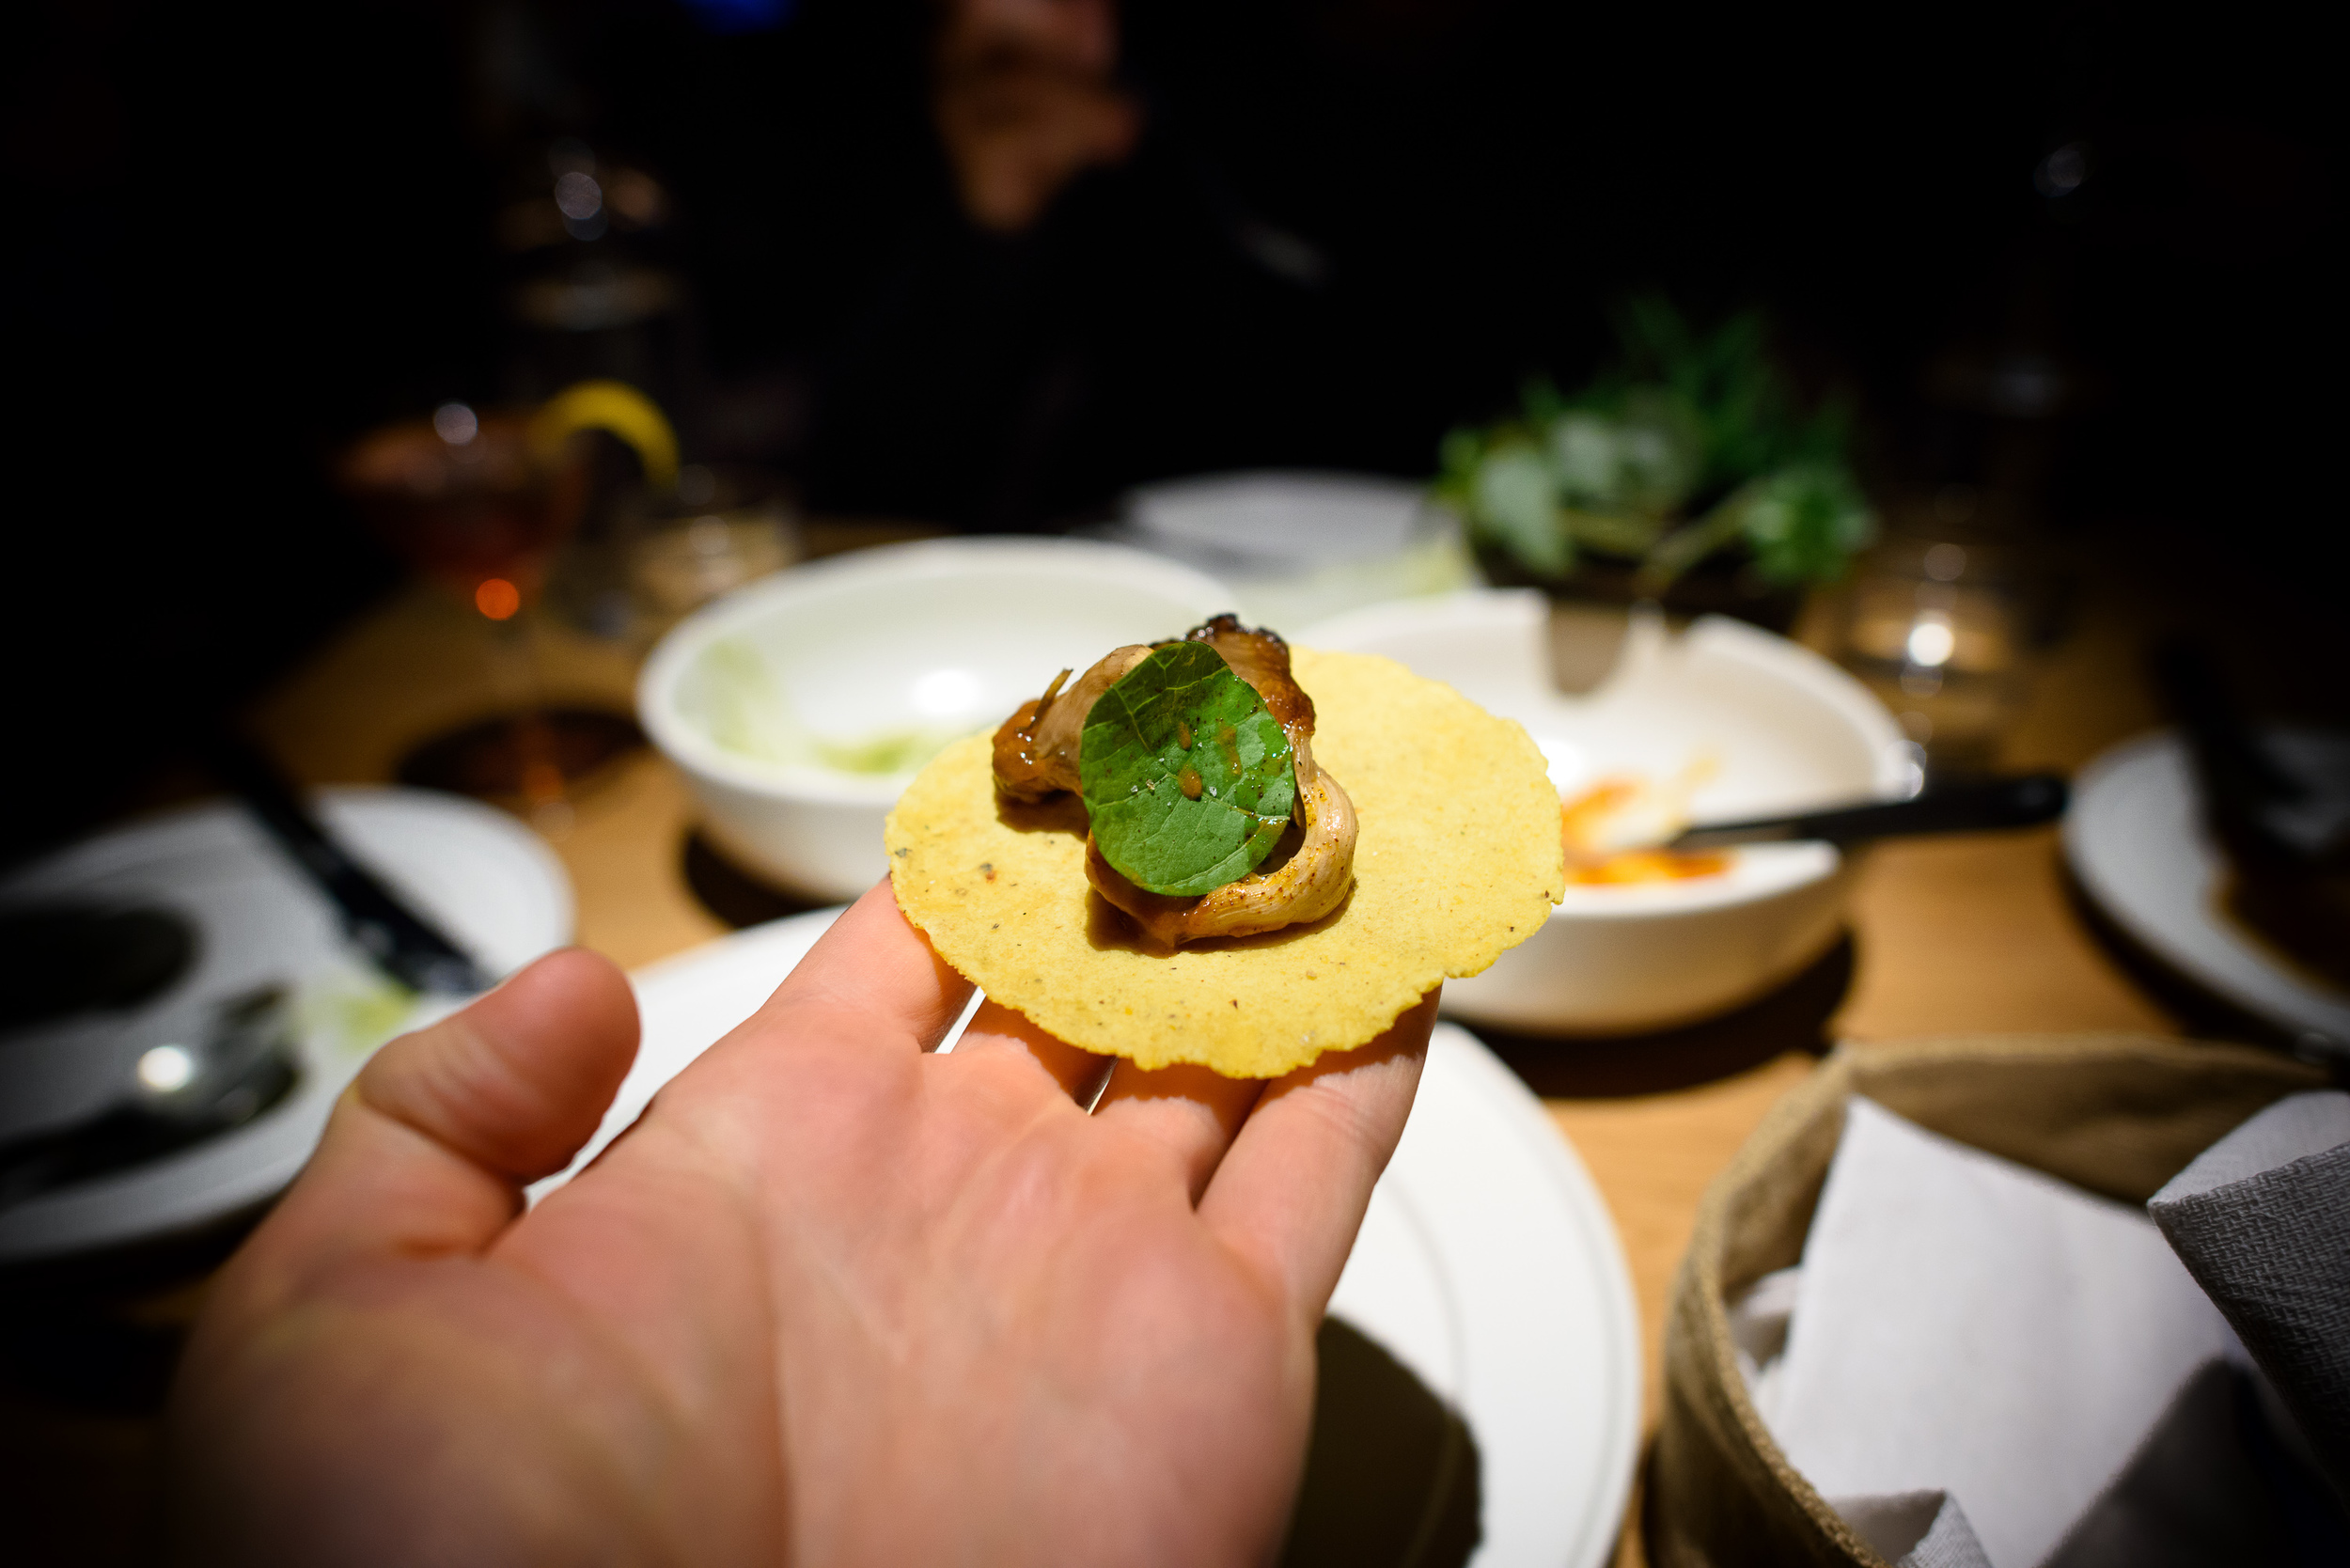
[1747,1096,2244,1568]
[2147,1090,2350,1504]
[2038,1357,2342,1567]
[1828,1490,1993,1568]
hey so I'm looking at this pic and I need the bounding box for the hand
[933,0,1141,232]
[166,883,1431,1565]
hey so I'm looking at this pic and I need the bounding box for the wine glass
[339,380,678,825]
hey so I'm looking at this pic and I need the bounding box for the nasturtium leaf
[1078,641,1296,897]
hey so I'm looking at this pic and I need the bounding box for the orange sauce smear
[1564,848,1731,885]
[1560,780,1731,886]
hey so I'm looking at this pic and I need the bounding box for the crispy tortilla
[886,649,1564,1077]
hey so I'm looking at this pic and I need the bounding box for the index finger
[1195,989,1436,1322]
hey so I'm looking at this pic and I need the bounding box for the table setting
[8,433,2345,1568]
[0,783,570,1265]
[11,0,2344,1554]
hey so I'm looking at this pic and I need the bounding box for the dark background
[6,0,2342,864]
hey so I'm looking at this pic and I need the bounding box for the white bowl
[1300,590,1912,1034]
[639,538,1234,901]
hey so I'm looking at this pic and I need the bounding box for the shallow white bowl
[1301,590,1912,1034]
[639,538,1233,901]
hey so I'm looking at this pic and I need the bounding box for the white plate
[541,909,1642,1567]
[0,789,572,1262]
[2063,729,2350,1043]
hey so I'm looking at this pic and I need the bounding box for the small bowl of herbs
[1434,297,1875,630]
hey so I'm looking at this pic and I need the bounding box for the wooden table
[10,528,2258,1564]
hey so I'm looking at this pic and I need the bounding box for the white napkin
[1743,1096,2242,1568]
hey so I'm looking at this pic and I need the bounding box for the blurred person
[165,884,1432,1564]
[932,0,1141,234]
[798,0,1494,528]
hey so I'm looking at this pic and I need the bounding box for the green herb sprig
[1434,296,1874,590]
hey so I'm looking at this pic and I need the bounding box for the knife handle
[1675,774,2070,849]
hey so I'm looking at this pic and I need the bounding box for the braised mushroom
[992,617,1358,946]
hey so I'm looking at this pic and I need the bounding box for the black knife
[206,733,494,996]
[1668,774,2069,850]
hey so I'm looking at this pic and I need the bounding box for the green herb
[1718,463,1876,586]
[1078,642,1296,898]
[1434,294,1875,590]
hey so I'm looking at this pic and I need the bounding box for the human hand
[166,882,1431,1565]
[933,0,1141,232]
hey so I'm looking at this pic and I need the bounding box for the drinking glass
[628,464,799,637]
[1836,530,2034,776]
[338,383,677,823]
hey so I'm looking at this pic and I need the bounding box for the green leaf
[1738,463,1878,585]
[1438,293,1868,585]
[1470,444,1574,575]
[1078,642,1297,898]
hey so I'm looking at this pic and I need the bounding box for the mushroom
[991,644,1152,803]
[992,618,1358,946]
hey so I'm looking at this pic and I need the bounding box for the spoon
[1668,774,2069,851]
[0,984,299,1208]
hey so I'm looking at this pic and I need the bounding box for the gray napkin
[2041,1358,2338,1567]
[2148,1090,2350,1503]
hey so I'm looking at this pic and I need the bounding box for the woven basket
[1648,1032,2326,1567]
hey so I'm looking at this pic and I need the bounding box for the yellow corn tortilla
[886,648,1565,1077]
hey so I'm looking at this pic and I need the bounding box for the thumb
[227,948,638,1301]
[356,946,637,1184]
